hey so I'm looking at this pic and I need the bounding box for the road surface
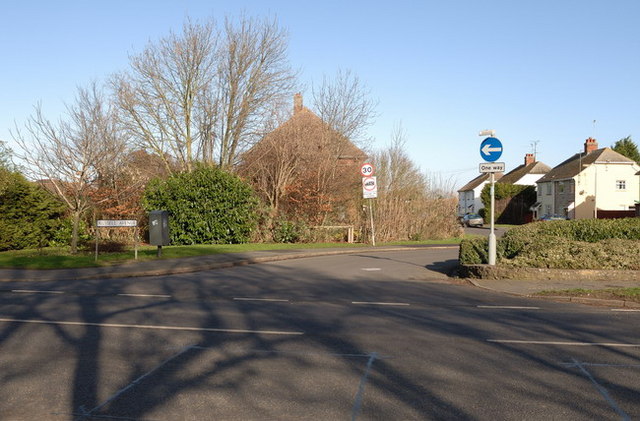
[0,247,638,420]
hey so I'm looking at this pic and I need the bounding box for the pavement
[1,244,638,307]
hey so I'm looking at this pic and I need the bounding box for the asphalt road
[1,247,639,420]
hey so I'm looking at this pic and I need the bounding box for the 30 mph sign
[360,162,375,177]
[362,176,378,199]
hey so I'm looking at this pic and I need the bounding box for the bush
[0,171,66,251]
[503,238,640,270]
[272,219,306,243]
[494,218,640,269]
[142,165,260,245]
[459,236,489,264]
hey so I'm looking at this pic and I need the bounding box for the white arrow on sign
[481,144,502,155]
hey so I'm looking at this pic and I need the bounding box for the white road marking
[352,352,378,421]
[11,289,64,294]
[562,362,640,368]
[611,309,640,312]
[117,293,172,298]
[351,301,410,306]
[488,339,640,347]
[77,344,197,421]
[233,297,290,302]
[361,268,381,271]
[571,358,631,421]
[477,305,540,310]
[0,317,304,336]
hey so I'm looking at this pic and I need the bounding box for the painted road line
[11,289,64,294]
[233,297,290,302]
[117,293,172,298]
[562,362,640,368]
[477,305,540,310]
[611,309,640,312]
[0,317,304,336]
[77,344,197,421]
[361,268,382,271]
[352,352,378,421]
[488,339,640,347]
[351,301,410,306]
[571,358,631,421]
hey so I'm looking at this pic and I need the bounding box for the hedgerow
[460,218,640,269]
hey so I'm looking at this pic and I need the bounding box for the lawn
[0,237,464,270]
[536,288,640,303]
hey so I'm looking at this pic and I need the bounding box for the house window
[616,180,626,191]
[537,186,542,197]
[545,183,552,195]
[557,182,564,194]
[545,205,552,215]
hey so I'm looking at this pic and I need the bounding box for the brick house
[240,94,366,225]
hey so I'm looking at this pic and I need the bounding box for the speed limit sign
[360,162,374,177]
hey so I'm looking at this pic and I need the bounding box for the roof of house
[457,172,503,192]
[537,147,636,183]
[248,95,366,161]
[497,161,551,184]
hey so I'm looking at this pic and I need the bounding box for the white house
[457,153,549,217]
[498,153,551,186]
[535,138,640,219]
[457,172,503,216]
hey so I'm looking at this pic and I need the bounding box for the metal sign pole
[488,172,497,265]
[369,199,376,247]
[95,226,99,262]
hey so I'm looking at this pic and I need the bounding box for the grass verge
[0,238,463,270]
[535,288,640,303]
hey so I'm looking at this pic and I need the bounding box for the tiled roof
[457,172,503,192]
[537,147,635,182]
[498,161,551,184]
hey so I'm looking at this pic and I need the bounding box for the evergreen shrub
[142,165,260,245]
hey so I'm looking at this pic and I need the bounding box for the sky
[2,0,640,190]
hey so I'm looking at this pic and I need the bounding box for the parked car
[461,213,484,227]
[538,214,568,221]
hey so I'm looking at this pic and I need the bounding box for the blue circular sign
[480,137,503,162]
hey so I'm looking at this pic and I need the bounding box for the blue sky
[2,0,639,189]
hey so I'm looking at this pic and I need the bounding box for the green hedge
[142,165,259,245]
[460,218,640,268]
[459,236,488,265]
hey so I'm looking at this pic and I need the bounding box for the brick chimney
[293,93,303,115]
[524,153,535,166]
[584,137,598,154]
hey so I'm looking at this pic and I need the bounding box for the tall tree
[114,16,296,173]
[612,135,640,164]
[0,140,13,169]
[371,125,458,241]
[114,20,218,174]
[0,140,15,196]
[12,83,127,253]
[311,69,377,145]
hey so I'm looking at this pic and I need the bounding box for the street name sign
[479,162,505,173]
[97,220,137,227]
[480,137,503,162]
[362,176,378,199]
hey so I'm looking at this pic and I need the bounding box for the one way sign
[480,137,503,162]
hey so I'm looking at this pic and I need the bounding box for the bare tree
[311,69,377,145]
[216,16,296,169]
[371,124,459,241]
[12,83,126,253]
[114,19,218,174]
[114,16,296,173]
